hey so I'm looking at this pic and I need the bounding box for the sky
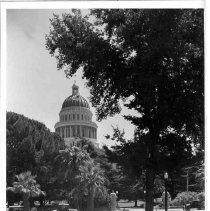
[6,9,137,147]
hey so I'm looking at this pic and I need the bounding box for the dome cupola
[62,82,90,109]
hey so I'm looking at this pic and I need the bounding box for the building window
[77,114,79,120]
[73,114,75,120]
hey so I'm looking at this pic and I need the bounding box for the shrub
[197,192,205,209]
[171,191,204,207]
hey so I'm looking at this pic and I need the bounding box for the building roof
[62,94,90,109]
[62,82,90,109]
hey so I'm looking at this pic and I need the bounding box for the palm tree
[77,160,106,211]
[54,145,91,207]
[55,144,106,211]
[54,145,91,184]
[7,171,45,211]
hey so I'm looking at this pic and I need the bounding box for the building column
[80,125,82,137]
[86,127,88,138]
[89,127,91,138]
[74,126,77,137]
[70,126,72,137]
[68,126,70,137]
[61,127,64,138]
[73,126,75,137]
[85,126,87,137]
[64,127,66,138]
[91,127,93,138]
[66,127,68,137]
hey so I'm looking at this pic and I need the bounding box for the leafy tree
[7,171,45,211]
[53,145,91,202]
[104,127,193,201]
[46,9,204,211]
[6,112,65,205]
[76,160,106,211]
[54,142,107,210]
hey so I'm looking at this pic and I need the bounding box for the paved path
[120,208,205,211]
[124,209,183,211]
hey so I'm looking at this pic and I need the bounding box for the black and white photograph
[1,1,205,211]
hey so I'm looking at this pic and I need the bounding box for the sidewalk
[125,209,205,211]
[127,209,182,211]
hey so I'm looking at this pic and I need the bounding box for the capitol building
[55,83,98,146]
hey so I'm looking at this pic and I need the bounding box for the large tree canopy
[46,9,204,211]
[6,112,65,205]
[7,112,110,209]
[46,9,203,142]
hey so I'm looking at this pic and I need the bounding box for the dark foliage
[7,112,65,204]
[46,9,204,211]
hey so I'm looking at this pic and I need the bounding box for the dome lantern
[72,80,79,96]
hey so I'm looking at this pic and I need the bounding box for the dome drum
[55,125,97,140]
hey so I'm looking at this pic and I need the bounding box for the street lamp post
[144,190,146,210]
[164,172,168,211]
[116,191,118,208]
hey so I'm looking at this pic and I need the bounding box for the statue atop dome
[72,80,79,96]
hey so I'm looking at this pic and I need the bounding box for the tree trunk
[23,194,30,211]
[134,199,138,207]
[87,187,94,211]
[39,199,44,207]
[145,169,155,211]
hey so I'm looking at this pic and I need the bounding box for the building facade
[55,83,98,147]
